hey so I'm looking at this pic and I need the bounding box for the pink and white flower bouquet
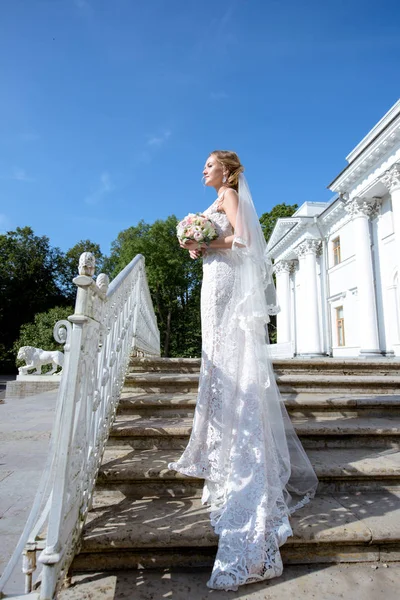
[176,213,218,247]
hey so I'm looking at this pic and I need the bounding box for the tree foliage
[2,203,294,372]
[259,203,299,243]
[0,227,103,373]
[105,216,203,357]
[0,227,65,371]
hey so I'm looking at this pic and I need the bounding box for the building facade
[268,100,400,358]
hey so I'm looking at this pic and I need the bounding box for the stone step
[117,392,197,418]
[129,357,201,373]
[96,447,400,495]
[284,394,400,418]
[107,415,400,450]
[58,563,400,600]
[123,373,199,394]
[72,490,400,571]
[273,358,400,377]
[123,373,400,395]
[117,392,400,419]
[277,374,400,394]
[129,357,400,377]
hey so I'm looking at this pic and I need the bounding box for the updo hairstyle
[211,150,244,192]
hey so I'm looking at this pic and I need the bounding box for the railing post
[131,263,142,354]
[39,255,100,599]
[22,550,36,594]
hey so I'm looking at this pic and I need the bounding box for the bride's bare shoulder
[218,188,238,211]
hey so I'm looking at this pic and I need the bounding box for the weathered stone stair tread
[110,415,400,437]
[79,491,400,552]
[293,417,400,435]
[130,357,400,371]
[125,373,199,383]
[282,393,400,408]
[57,563,400,600]
[118,393,197,407]
[130,357,201,367]
[98,447,400,482]
[118,391,400,409]
[125,373,400,384]
[277,374,400,385]
[116,393,400,422]
[273,358,400,372]
[111,416,193,436]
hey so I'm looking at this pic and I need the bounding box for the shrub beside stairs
[64,357,400,586]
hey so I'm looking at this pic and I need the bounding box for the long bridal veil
[204,174,318,590]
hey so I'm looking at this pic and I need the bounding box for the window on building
[332,237,341,266]
[336,306,345,346]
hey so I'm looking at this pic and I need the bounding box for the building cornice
[347,100,400,163]
[328,115,400,193]
[266,217,312,255]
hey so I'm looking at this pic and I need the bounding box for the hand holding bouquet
[176,213,218,251]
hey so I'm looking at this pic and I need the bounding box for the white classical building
[268,99,400,358]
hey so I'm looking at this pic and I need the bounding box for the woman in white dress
[169,151,318,591]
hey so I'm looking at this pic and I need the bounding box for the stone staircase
[69,357,400,578]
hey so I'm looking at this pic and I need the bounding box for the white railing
[0,252,160,599]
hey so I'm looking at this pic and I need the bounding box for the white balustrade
[0,252,160,599]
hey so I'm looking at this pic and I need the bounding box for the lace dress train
[169,197,317,591]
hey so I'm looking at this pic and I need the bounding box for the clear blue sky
[1,0,399,256]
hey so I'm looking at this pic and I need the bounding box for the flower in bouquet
[177,213,218,247]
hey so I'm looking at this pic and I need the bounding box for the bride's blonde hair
[210,150,244,192]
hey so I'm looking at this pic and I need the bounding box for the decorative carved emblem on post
[78,252,96,276]
[96,273,110,295]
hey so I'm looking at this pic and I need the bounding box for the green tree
[105,216,203,357]
[259,203,299,243]
[0,227,65,372]
[13,305,74,372]
[57,239,104,302]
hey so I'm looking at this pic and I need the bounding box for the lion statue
[17,346,64,376]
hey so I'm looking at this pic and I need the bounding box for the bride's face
[203,155,224,187]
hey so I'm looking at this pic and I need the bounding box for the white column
[381,163,400,353]
[345,197,381,355]
[275,261,294,343]
[294,240,323,355]
[381,163,400,268]
[387,284,400,352]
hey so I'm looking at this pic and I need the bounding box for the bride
[169,151,318,591]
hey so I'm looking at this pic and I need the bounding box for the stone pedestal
[5,375,61,400]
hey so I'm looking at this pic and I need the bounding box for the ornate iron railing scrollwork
[0,253,160,599]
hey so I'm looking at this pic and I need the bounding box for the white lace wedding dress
[169,193,318,591]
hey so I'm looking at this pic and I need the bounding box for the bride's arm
[207,188,238,249]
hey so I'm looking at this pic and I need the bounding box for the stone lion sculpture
[17,346,64,376]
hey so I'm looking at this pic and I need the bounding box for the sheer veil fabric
[169,174,318,591]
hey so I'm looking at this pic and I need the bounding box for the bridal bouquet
[176,213,218,247]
